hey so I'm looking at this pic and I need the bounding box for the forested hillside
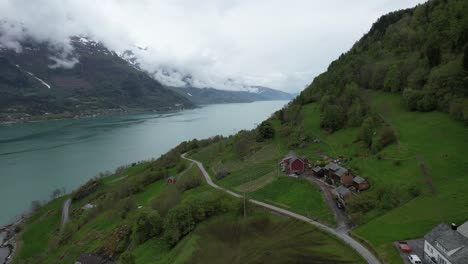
[296,0,467,126]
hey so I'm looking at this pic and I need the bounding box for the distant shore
[0,105,192,125]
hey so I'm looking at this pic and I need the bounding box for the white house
[423,221,468,264]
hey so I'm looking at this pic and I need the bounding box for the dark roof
[335,168,348,177]
[353,176,366,184]
[282,151,307,162]
[75,254,114,264]
[312,166,323,173]
[324,162,339,171]
[335,185,351,197]
[284,151,298,159]
[424,222,468,264]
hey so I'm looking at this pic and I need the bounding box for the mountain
[0,37,193,122]
[168,86,294,105]
[119,47,295,98]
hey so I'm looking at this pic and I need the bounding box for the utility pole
[243,191,246,219]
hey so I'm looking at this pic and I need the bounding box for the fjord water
[0,101,288,225]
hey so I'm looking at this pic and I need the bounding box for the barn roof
[353,176,366,184]
[312,166,323,173]
[335,168,348,177]
[324,162,341,171]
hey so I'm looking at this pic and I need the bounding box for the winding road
[181,153,380,264]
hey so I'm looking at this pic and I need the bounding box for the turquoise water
[0,101,288,225]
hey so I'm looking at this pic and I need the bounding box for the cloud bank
[0,0,425,92]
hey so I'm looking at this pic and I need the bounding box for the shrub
[163,193,229,246]
[141,170,166,186]
[134,210,163,244]
[176,172,202,192]
[215,169,230,180]
[408,185,421,198]
[72,178,103,201]
[320,105,346,132]
[372,126,397,152]
[176,163,187,173]
[256,121,275,142]
[117,181,143,198]
[150,186,181,216]
[98,224,132,256]
[120,252,136,264]
[118,197,136,219]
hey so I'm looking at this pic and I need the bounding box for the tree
[256,121,275,142]
[358,117,376,147]
[347,100,365,127]
[120,252,136,264]
[134,210,163,244]
[464,45,468,72]
[50,188,63,200]
[426,44,441,68]
[320,105,346,132]
[383,64,402,92]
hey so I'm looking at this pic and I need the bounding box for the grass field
[275,90,468,263]
[15,153,365,264]
[190,89,468,263]
[189,138,334,225]
[251,177,335,225]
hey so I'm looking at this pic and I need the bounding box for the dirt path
[304,177,353,232]
[181,153,381,264]
[416,154,437,195]
[60,198,71,229]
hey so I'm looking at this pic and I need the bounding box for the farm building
[167,176,176,184]
[279,151,308,174]
[352,176,370,191]
[325,162,352,185]
[324,162,341,176]
[423,221,468,264]
[312,166,324,177]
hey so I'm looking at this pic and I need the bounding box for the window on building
[437,255,446,264]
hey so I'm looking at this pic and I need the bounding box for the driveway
[181,153,381,264]
[394,239,425,264]
[304,176,353,232]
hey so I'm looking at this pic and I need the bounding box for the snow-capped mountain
[117,46,294,99]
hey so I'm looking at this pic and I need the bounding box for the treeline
[295,0,468,124]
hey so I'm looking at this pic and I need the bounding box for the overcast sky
[0,0,426,92]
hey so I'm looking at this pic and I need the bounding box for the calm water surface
[0,101,288,225]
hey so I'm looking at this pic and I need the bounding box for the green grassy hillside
[187,89,468,263]
[14,144,364,264]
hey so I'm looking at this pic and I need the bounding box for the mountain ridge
[0,36,194,122]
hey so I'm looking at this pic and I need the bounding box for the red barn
[279,151,308,174]
[167,176,175,184]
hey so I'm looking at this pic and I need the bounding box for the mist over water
[0,101,288,225]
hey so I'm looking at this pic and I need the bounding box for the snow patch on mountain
[26,71,51,89]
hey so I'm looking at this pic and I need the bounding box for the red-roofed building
[279,151,308,174]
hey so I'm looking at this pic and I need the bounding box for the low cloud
[48,54,79,69]
[0,0,426,92]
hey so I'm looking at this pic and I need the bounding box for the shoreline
[0,215,25,264]
[0,106,194,125]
